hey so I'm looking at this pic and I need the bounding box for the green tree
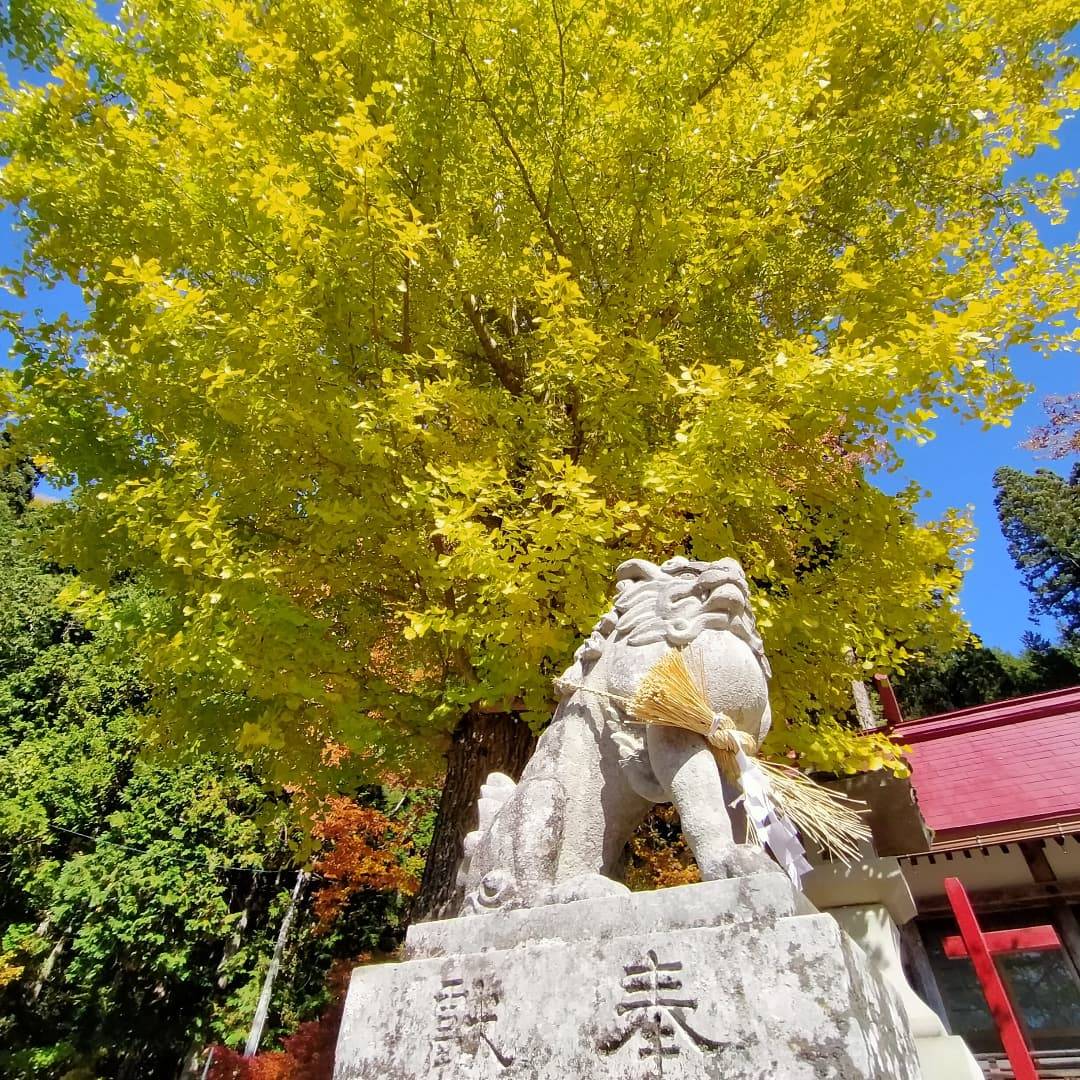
[994,463,1080,639]
[893,636,1080,719]
[0,432,36,516]
[0,498,419,1077]
[2,0,1078,907]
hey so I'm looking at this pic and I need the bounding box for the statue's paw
[463,870,519,915]
[545,873,631,906]
[704,842,778,880]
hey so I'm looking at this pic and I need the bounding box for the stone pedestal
[801,856,984,1080]
[333,873,920,1079]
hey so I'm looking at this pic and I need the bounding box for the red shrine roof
[897,685,1080,848]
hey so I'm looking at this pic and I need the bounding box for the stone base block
[914,1036,986,1080]
[333,875,919,1079]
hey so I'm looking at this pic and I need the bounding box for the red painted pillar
[944,877,1037,1080]
[872,674,904,727]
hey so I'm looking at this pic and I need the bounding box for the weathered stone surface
[828,904,947,1040]
[407,872,812,959]
[334,879,919,1080]
[803,856,985,1080]
[333,549,926,1079]
[914,1036,986,1080]
[801,854,916,927]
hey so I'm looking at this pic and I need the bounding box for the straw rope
[628,648,872,863]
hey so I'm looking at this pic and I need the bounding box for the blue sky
[1,32,1077,654]
[878,347,1075,651]
[876,116,1078,650]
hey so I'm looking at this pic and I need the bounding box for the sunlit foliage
[0,493,421,1073]
[2,0,1078,779]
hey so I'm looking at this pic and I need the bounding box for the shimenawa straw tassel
[628,649,871,878]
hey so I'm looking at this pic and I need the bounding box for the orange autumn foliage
[624,805,701,892]
[310,798,418,930]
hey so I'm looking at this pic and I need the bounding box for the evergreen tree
[994,463,1080,639]
[0,432,36,516]
[894,636,1080,719]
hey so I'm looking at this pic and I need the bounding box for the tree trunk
[413,710,536,922]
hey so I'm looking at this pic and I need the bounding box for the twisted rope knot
[706,712,758,756]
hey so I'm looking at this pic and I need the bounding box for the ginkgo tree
[2,0,1078,906]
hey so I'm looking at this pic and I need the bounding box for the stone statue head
[555,556,770,700]
[609,556,769,676]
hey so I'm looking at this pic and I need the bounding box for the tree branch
[460,40,570,261]
[564,384,584,463]
[464,293,523,395]
[692,4,782,107]
[400,261,413,355]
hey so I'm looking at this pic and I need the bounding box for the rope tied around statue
[570,648,871,885]
[705,715,758,757]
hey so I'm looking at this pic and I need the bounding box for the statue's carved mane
[587,556,770,678]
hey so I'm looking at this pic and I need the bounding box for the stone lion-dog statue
[458,556,778,914]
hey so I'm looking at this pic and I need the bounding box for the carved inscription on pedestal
[598,949,729,1077]
[430,970,514,1076]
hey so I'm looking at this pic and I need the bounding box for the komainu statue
[457,556,778,915]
